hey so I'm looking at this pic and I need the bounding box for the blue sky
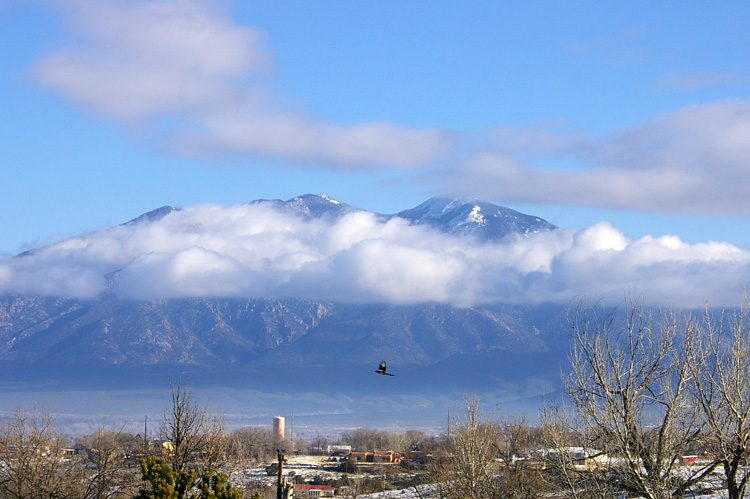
[3,1,750,307]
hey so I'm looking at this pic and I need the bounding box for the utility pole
[276,449,293,499]
[276,450,283,499]
[446,407,451,440]
[291,413,295,454]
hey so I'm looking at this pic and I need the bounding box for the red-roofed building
[294,483,335,498]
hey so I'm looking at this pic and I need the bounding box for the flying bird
[375,360,395,376]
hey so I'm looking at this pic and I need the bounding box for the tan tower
[273,416,285,441]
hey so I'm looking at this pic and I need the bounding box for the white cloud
[1,201,748,307]
[35,0,452,169]
[192,111,452,168]
[37,0,267,121]
[441,99,750,215]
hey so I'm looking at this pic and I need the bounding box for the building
[347,449,400,463]
[373,450,399,463]
[293,483,335,498]
[535,447,609,471]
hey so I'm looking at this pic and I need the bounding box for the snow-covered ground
[357,484,436,498]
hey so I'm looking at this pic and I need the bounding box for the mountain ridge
[0,194,560,372]
[118,194,557,240]
[395,196,556,240]
[0,195,564,424]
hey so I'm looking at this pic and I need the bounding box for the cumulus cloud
[1,201,748,307]
[35,0,452,168]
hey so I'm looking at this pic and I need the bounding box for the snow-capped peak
[395,197,556,241]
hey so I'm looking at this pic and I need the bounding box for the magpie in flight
[375,360,395,376]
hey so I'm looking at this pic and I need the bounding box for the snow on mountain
[119,194,554,242]
[395,197,556,240]
[247,194,364,220]
[249,194,557,240]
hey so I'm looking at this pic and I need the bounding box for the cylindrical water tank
[273,416,285,440]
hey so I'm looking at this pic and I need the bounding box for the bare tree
[426,400,547,499]
[494,415,550,499]
[340,428,389,452]
[160,377,228,477]
[162,376,205,472]
[0,410,86,498]
[690,304,750,499]
[565,300,717,499]
[428,396,501,499]
[404,430,429,452]
[201,411,229,476]
[228,426,276,464]
[81,427,140,499]
[540,403,614,499]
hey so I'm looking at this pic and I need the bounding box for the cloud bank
[1,201,748,307]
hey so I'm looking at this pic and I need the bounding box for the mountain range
[0,195,569,432]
